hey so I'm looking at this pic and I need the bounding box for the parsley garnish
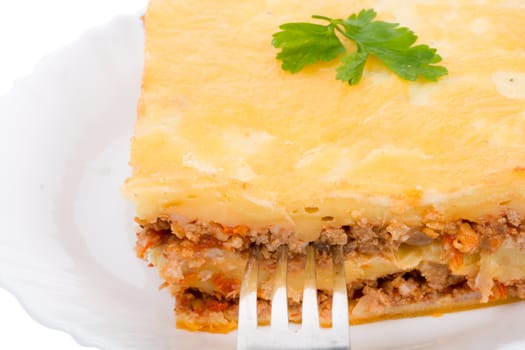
[272,9,448,85]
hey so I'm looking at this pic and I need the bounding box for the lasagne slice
[124,0,525,333]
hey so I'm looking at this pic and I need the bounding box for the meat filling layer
[136,212,525,332]
[137,210,525,256]
[174,270,525,333]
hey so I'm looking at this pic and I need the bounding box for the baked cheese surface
[125,0,525,240]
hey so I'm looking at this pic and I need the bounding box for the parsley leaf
[272,9,448,85]
[272,23,345,73]
[336,51,368,85]
[345,8,376,29]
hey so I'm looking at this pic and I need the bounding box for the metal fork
[236,244,350,350]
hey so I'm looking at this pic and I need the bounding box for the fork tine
[237,246,259,334]
[331,245,350,334]
[237,244,351,350]
[301,244,319,331]
[271,245,289,330]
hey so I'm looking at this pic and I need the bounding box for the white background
[1,2,525,350]
[0,1,146,349]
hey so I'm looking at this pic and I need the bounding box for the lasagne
[124,0,525,333]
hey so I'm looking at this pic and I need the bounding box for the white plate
[2,14,525,350]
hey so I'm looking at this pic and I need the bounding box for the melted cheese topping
[125,0,525,240]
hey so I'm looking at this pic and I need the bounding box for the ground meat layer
[137,209,525,257]
[135,210,525,332]
[174,271,525,333]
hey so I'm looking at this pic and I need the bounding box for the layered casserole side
[124,0,525,333]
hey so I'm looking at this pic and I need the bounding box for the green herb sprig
[272,9,448,85]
